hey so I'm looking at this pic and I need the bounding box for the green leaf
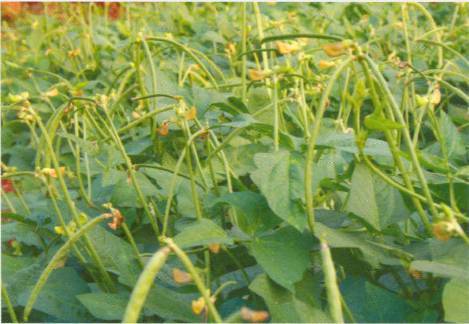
[111,171,159,208]
[142,167,202,218]
[77,293,128,321]
[85,226,141,286]
[249,227,314,291]
[207,191,281,235]
[18,267,92,322]
[1,222,43,248]
[443,279,469,322]
[341,276,413,322]
[250,150,306,230]
[315,222,400,267]
[438,110,465,160]
[410,260,469,281]
[144,286,199,322]
[346,163,409,230]
[249,273,329,322]
[364,114,404,131]
[173,218,233,249]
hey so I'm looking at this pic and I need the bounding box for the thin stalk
[2,284,18,323]
[363,55,439,221]
[305,58,352,233]
[241,3,247,102]
[35,117,115,291]
[164,238,222,323]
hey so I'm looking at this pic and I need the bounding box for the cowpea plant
[1,2,468,323]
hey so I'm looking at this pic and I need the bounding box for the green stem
[305,58,352,233]
[164,238,222,323]
[2,284,18,323]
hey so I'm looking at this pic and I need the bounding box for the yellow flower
[208,243,220,254]
[54,226,66,236]
[322,40,353,57]
[44,88,59,97]
[191,297,205,315]
[275,41,300,55]
[248,69,266,81]
[184,106,197,121]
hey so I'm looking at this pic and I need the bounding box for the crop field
[1,2,468,323]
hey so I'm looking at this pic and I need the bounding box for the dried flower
[1,179,15,193]
[240,307,269,322]
[172,268,193,284]
[158,120,170,136]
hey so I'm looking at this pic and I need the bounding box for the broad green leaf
[341,276,413,323]
[443,279,469,322]
[411,239,469,280]
[410,260,469,281]
[249,227,314,291]
[208,191,281,235]
[249,273,329,322]
[85,226,141,286]
[173,218,233,248]
[144,285,199,322]
[315,222,400,267]
[77,293,128,321]
[111,171,159,208]
[18,267,92,322]
[224,143,271,176]
[438,111,465,160]
[346,163,409,230]
[142,167,202,219]
[1,222,43,248]
[250,150,306,230]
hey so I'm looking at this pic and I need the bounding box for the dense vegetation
[1,3,468,323]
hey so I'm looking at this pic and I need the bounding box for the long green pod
[23,214,109,321]
[122,247,171,323]
[305,57,353,233]
[261,33,343,44]
[320,239,344,323]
